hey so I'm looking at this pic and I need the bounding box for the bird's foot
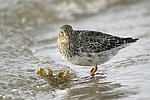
[90,66,98,76]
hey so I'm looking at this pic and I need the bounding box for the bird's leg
[90,65,98,75]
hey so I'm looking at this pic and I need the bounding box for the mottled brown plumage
[57,25,138,75]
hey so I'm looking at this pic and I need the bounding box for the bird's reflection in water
[63,73,138,100]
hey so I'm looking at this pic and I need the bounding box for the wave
[0,0,137,27]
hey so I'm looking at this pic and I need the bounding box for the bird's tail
[124,37,139,44]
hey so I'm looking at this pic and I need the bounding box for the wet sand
[0,0,150,100]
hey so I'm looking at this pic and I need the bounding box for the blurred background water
[0,0,150,100]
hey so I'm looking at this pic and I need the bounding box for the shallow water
[0,0,150,100]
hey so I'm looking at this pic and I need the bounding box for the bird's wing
[76,30,134,53]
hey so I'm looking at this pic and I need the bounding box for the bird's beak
[66,35,69,39]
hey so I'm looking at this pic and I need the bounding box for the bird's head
[59,25,73,40]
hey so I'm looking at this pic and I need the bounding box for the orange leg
[90,66,98,75]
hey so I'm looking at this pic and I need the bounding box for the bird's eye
[60,31,64,36]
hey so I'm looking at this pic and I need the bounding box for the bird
[57,25,139,75]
